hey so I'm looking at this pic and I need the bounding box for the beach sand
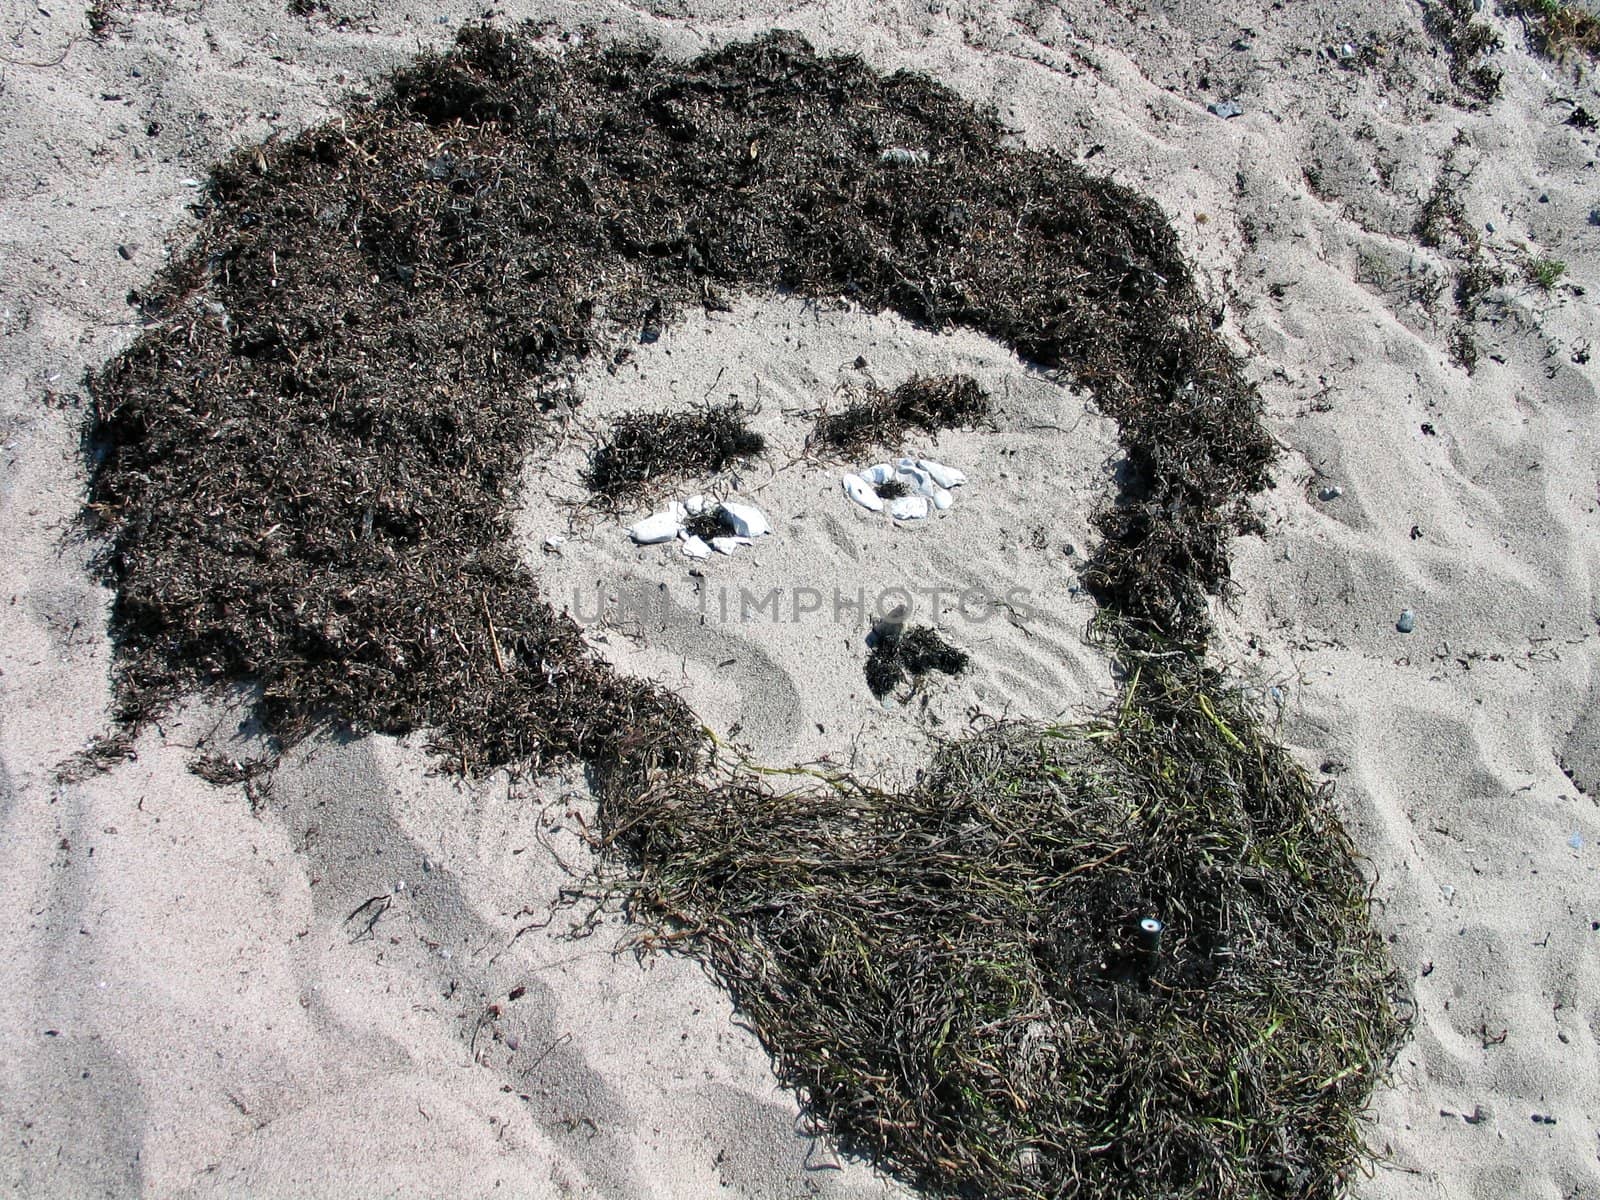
[2,1,1597,1196]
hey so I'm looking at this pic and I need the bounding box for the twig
[482,592,507,675]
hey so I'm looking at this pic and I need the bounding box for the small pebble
[1396,609,1416,634]
[843,473,884,512]
[720,501,770,538]
[1318,485,1343,501]
[628,510,683,544]
[914,458,967,489]
[1440,884,1455,902]
[1208,99,1244,119]
[889,495,930,521]
[1570,832,1585,851]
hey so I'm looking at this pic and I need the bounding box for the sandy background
[2,0,1598,1196]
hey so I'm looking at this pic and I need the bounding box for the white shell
[905,468,940,499]
[719,500,770,538]
[629,511,683,544]
[889,495,930,521]
[917,459,966,489]
[680,535,713,559]
[842,473,884,512]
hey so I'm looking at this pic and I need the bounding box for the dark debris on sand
[584,402,765,504]
[1510,0,1600,61]
[1420,0,1504,101]
[809,373,991,458]
[864,622,968,698]
[681,504,735,542]
[613,696,1405,1200]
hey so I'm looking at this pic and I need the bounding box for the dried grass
[601,673,1407,1199]
[584,402,765,504]
[810,374,991,458]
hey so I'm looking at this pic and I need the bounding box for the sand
[1,1,1597,1196]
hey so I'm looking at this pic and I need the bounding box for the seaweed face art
[87,27,1406,1200]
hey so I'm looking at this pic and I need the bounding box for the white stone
[930,486,954,511]
[628,511,683,544]
[711,536,752,555]
[889,495,930,521]
[720,500,770,538]
[684,493,708,516]
[680,535,713,559]
[862,463,895,485]
[898,464,934,495]
[917,459,966,489]
[843,473,884,512]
